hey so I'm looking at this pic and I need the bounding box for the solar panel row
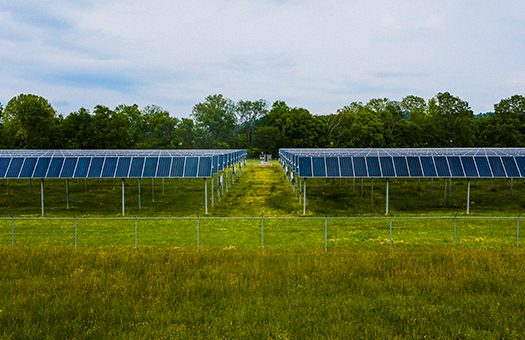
[280,149,525,178]
[0,155,235,179]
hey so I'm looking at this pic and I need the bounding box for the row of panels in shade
[0,150,247,179]
[279,148,525,178]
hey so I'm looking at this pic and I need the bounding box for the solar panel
[87,157,104,178]
[143,157,158,177]
[0,158,9,177]
[171,157,185,177]
[353,157,367,177]
[326,157,340,177]
[60,158,77,178]
[115,157,131,177]
[366,157,381,177]
[312,157,326,177]
[20,158,38,177]
[280,148,525,179]
[184,157,198,177]
[101,157,117,178]
[157,157,171,177]
[34,158,51,178]
[6,158,23,178]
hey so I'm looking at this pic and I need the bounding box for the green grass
[1,248,525,339]
[2,160,525,338]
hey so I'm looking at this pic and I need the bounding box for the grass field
[1,248,525,339]
[1,160,525,338]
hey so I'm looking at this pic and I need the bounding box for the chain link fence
[0,216,522,251]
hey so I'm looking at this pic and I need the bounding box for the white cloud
[0,0,524,116]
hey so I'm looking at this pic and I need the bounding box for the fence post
[196,216,200,249]
[134,217,138,252]
[324,217,328,252]
[389,216,393,249]
[74,218,78,251]
[261,216,265,254]
[11,217,15,250]
[517,217,520,248]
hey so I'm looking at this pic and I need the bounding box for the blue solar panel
[101,157,117,178]
[0,158,9,177]
[6,158,23,178]
[393,157,409,177]
[171,157,184,177]
[474,157,491,177]
[488,157,506,177]
[115,157,131,177]
[420,157,437,177]
[20,158,38,177]
[74,157,90,178]
[129,157,145,177]
[198,157,212,177]
[339,157,353,177]
[515,157,525,177]
[379,157,395,177]
[406,157,423,177]
[448,157,464,177]
[312,157,326,177]
[157,157,171,177]
[353,157,367,177]
[184,157,198,177]
[299,157,312,177]
[87,157,104,178]
[433,157,450,177]
[366,157,381,177]
[143,157,158,177]
[46,158,65,178]
[326,157,340,177]
[502,157,520,177]
[212,156,219,174]
[60,158,77,178]
[34,158,51,178]
[461,157,478,177]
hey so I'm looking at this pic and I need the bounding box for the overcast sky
[1,0,524,117]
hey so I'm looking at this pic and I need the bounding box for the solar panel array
[279,148,525,179]
[0,149,246,179]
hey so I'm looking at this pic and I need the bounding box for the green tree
[479,95,525,146]
[336,102,385,147]
[192,94,236,148]
[427,92,474,146]
[236,99,268,149]
[59,108,97,148]
[172,118,198,148]
[137,105,179,148]
[92,105,131,148]
[2,94,59,148]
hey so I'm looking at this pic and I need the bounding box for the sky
[0,0,524,117]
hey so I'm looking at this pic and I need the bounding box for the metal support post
[466,179,471,214]
[204,178,208,215]
[162,178,165,195]
[353,177,356,193]
[303,178,307,215]
[138,179,142,209]
[40,179,45,217]
[65,179,70,209]
[121,179,126,216]
[444,179,448,207]
[385,179,389,215]
[510,178,514,193]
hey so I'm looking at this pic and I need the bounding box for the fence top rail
[0,215,521,221]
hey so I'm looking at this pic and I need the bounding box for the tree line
[0,92,524,156]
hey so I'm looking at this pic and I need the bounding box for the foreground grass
[1,248,524,339]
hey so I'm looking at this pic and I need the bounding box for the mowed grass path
[211,161,300,216]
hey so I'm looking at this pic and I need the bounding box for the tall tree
[59,108,96,148]
[2,94,58,148]
[192,94,237,148]
[138,105,179,148]
[479,95,525,146]
[236,99,268,149]
[427,92,474,146]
